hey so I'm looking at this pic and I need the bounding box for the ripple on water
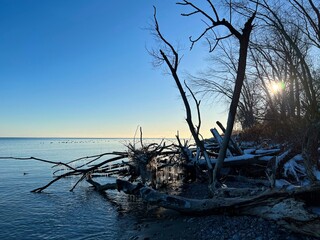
[0,138,146,240]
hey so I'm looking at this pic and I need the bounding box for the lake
[0,138,152,240]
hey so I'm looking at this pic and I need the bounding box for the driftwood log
[87,178,320,237]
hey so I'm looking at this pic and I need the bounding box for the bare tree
[191,39,263,129]
[248,0,318,118]
[151,7,214,183]
[234,0,320,179]
[289,0,320,49]
[152,1,256,189]
[250,26,309,119]
[210,8,256,187]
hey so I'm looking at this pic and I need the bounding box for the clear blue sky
[0,0,227,138]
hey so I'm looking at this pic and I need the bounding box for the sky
[0,0,228,138]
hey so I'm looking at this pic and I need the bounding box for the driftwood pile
[4,124,320,237]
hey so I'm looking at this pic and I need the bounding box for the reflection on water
[0,138,162,240]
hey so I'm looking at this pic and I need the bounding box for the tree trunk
[212,15,255,188]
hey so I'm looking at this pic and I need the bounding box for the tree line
[190,0,319,134]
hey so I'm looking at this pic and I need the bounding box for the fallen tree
[84,177,320,237]
[87,179,320,237]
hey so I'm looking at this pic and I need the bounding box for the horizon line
[0,136,178,139]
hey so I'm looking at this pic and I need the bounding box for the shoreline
[114,182,319,240]
[123,208,318,240]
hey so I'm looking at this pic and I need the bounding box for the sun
[271,82,280,93]
[269,81,285,95]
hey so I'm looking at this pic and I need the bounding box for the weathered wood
[210,128,232,157]
[227,175,270,187]
[101,179,320,237]
[216,121,243,155]
[86,178,117,192]
[196,153,275,169]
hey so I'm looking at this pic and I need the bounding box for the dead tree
[152,7,214,183]
[151,1,256,190]
[173,1,256,188]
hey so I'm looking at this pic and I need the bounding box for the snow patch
[276,149,291,166]
[243,148,256,154]
[283,154,305,182]
[275,179,291,188]
[255,149,281,155]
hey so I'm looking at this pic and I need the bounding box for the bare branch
[189,25,214,50]
[177,0,243,50]
[184,80,202,134]
[207,0,220,21]
[0,156,78,171]
[153,6,179,71]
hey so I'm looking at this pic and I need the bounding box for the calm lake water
[0,138,153,240]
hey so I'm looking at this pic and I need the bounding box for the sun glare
[269,81,285,95]
[271,82,280,93]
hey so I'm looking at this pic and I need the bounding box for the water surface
[0,138,146,240]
